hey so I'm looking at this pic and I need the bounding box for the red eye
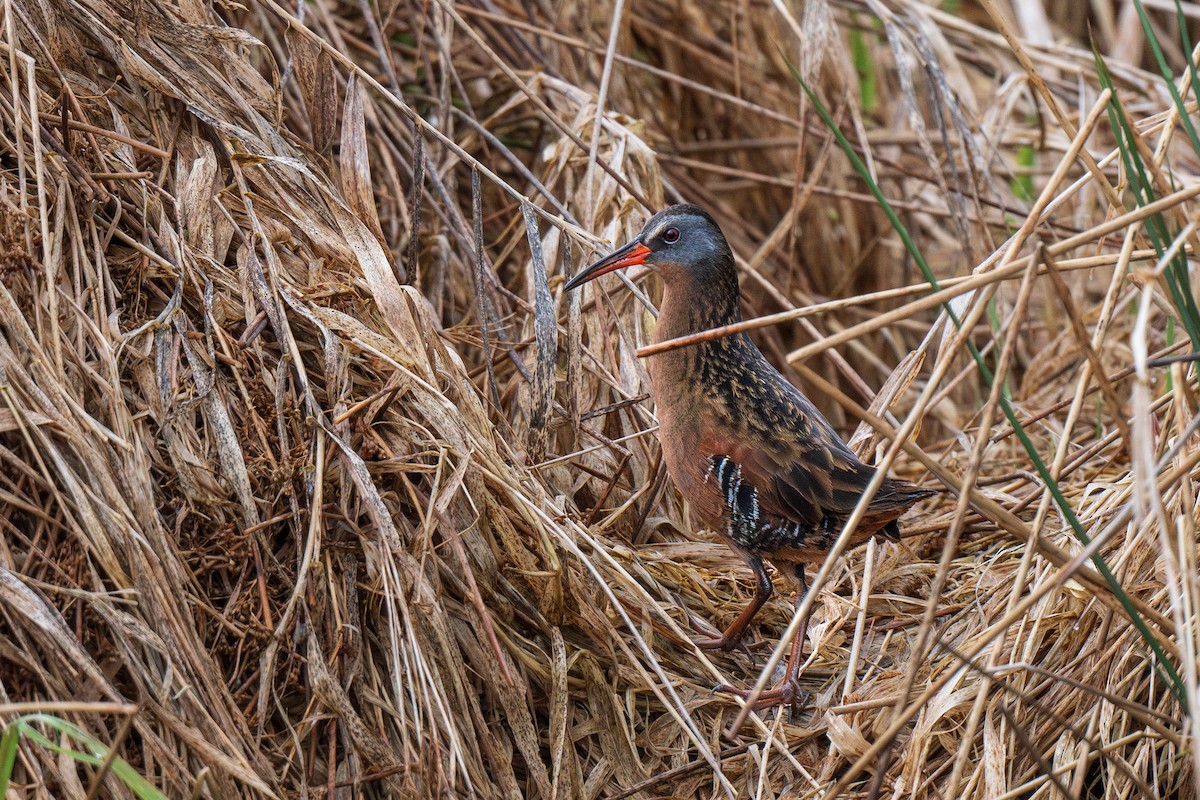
[662,227,680,243]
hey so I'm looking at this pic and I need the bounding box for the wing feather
[697,340,934,537]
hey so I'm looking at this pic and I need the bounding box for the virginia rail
[566,204,934,706]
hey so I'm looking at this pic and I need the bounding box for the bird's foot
[693,634,740,652]
[693,633,762,659]
[711,680,807,710]
[687,615,753,654]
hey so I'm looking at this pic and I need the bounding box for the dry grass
[1,0,1199,797]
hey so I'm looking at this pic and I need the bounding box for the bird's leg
[695,555,772,652]
[714,564,810,708]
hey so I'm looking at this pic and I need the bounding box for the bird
[565,204,935,707]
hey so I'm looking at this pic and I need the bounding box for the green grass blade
[0,722,18,797]
[787,60,942,295]
[1094,44,1200,354]
[1132,0,1200,156]
[850,23,877,114]
[1012,143,1035,203]
[1174,0,1200,133]
[4,715,168,800]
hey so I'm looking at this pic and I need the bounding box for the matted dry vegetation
[1,0,1199,797]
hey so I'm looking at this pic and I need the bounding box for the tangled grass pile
[1,0,1199,797]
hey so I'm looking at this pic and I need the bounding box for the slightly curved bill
[564,240,651,291]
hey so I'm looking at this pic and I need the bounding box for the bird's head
[564,204,736,293]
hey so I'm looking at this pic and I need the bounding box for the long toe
[694,634,739,652]
[712,680,803,709]
[693,633,765,658]
[694,636,729,651]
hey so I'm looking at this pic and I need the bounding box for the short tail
[878,483,937,540]
[877,480,938,510]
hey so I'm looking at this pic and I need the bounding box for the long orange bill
[564,240,651,291]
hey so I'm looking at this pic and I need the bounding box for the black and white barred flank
[706,455,839,552]
[710,455,758,541]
